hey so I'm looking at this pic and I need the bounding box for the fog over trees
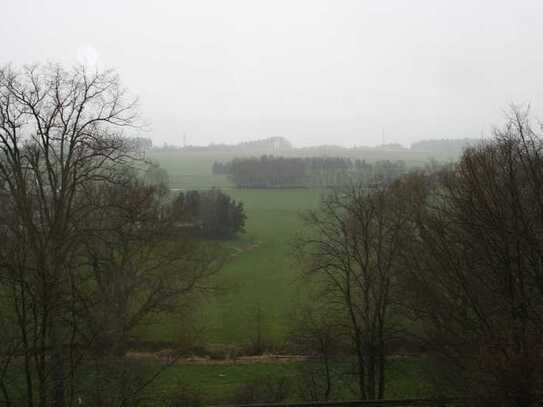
[2,2,543,405]
[2,63,543,407]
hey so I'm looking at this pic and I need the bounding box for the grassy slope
[142,149,447,346]
[133,150,438,402]
[146,151,237,189]
[138,184,322,345]
[202,188,322,345]
[146,151,326,346]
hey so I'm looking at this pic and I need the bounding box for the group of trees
[294,177,413,400]
[171,188,246,239]
[214,155,408,188]
[219,156,306,188]
[295,108,543,406]
[0,64,222,405]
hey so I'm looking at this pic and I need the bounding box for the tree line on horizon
[213,155,409,188]
[150,136,480,156]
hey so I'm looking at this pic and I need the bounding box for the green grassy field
[146,149,455,190]
[144,151,328,347]
[126,150,442,403]
[141,149,443,347]
[146,151,238,189]
[201,187,323,345]
[124,357,434,404]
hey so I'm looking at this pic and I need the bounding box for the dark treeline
[213,155,408,188]
[142,164,246,240]
[171,188,246,239]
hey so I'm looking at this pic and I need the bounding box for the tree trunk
[50,321,65,407]
[378,337,385,399]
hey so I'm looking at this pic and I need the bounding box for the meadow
[143,358,435,404]
[141,148,447,347]
[140,150,324,347]
[132,149,442,402]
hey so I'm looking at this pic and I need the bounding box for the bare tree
[80,174,223,358]
[401,107,543,406]
[290,304,345,400]
[0,62,222,407]
[294,180,413,400]
[0,62,141,406]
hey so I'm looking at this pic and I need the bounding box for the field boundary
[126,351,317,365]
[207,398,465,407]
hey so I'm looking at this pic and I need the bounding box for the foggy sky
[2,0,543,147]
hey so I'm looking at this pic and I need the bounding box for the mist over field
[3,0,543,147]
[2,1,543,406]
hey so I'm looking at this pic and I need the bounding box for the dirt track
[126,351,316,365]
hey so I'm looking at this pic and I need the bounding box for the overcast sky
[1,0,542,147]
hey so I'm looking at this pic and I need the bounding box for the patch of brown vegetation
[126,351,315,365]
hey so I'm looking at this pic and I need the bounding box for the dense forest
[213,155,408,188]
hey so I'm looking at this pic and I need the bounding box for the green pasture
[133,357,435,404]
[140,150,444,347]
[142,151,327,347]
[146,151,237,189]
[5,357,434,405]
[138,186,323,346]
[2,150,442,405]
[146,149,455,190]
[201,187,322,345]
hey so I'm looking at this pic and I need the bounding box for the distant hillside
[410,138,482,154]
[151,136,480,163]
[238,136,293,152]
[155,137,293,154]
